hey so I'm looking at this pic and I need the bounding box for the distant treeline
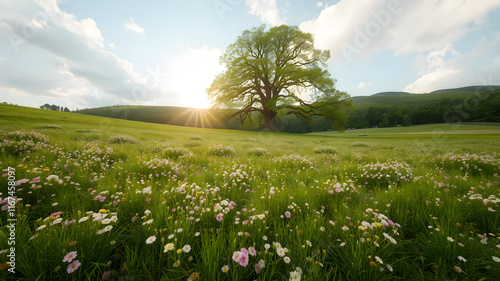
[76,89,500,133]
[40,103,71,112]
[346,89,500,129]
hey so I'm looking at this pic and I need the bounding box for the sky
[1,0,500,110]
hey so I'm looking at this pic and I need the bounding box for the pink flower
[240,248,248,255]
[63,251,78,263]
[216,213,223,221]
[248,247,257,256]
[255,264,262,274]
[242,208,247,213]
[50,211,63,218]
[15,179,29,186]
[238,252,249,267]
[285,211,291,218]
[67,260,81,273]
[102,271,111,280]
[328,190,333,194]
[243,220,249,225]
[232,251,242,262]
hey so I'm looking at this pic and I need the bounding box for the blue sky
[1,0,500,109]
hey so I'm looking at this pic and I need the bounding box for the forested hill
[75,87,500,132]
[347,88,500,129]
[431,85,500,93]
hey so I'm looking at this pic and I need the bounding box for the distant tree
[64,107,70,112]
[40,103,51,110]
[208,25,352,132]
[402,114,411,126]
[379,113,391,127]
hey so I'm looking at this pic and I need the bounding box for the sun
[187,95,211,109]
[162,46,223,109]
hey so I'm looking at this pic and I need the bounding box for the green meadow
[1,103,499,280]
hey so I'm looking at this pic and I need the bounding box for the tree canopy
[207,25,351,132]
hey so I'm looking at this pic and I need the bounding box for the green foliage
[208,145,236,157]
[347,90,500,128]
[248,147,270,157]
[163,147,192,159]
[313,146,336,154]
[207,25,351,131]
[108,134,137,144]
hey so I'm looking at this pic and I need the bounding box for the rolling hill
[74,86,500,132]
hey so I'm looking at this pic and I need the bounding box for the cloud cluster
[0,0,158,108]
[124,17,145,35]
[245,0,285,26]
[300,0,500,62]
[404,34,500,93]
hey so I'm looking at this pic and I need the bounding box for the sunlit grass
[0,104,499,280]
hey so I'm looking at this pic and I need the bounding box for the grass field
[312,124,500,135]
[1,104,499,280]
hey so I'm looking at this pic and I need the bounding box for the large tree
[207,25,351,132]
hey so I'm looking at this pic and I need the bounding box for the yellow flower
[54,265,61,272]
[189,272,200,281]
[177,249,182,254]
[99,209,108,214]
[68,241,77,247]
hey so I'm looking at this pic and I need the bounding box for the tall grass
[0,104,499,280]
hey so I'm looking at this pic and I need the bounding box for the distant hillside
[372,91,410,96]
[76,106,240,129]
[352,91,490,107]
[76,86,500,133]
[348,89,500,129]
[431,85,500,93]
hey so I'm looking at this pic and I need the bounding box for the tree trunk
[263,109,277,131]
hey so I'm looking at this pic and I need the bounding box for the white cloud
[317,2,324,8]
[109,43,115,49]
[300,0,500,62]
[404,34,500,93]
[245,0,285,26]
[0,0,159,108]
[357,82,371,89]
[124,17,145,35]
